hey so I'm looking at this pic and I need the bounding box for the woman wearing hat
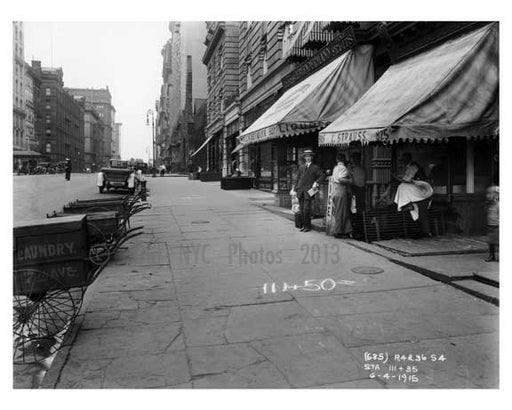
[290,149,325,232]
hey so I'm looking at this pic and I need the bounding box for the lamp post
[146,109,156,177]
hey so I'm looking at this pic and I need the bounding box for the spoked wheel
[13,269,80,364]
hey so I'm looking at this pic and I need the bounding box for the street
[13,175,499,389]
[13,173,114,223]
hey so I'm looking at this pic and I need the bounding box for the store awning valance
[191,134,214,158]
[319,23,498,146]
[231,144,244,154]
[238,45,375,147]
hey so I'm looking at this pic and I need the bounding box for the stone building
[194,21,239,180]
[156,22,207,171]
[23,62,40,151]
[83,105,105,171]
[66,87,116,165]
[31,61,85,171]
[113,122,122,160]
[202,21,498,238]
[13,21,26,150]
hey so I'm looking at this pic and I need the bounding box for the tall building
[113,122,122,160]
[23,62,39,151]
[156,21,207,171]
[31,61,85,171]
[13,21,26,150]
[66,87,116,165]
[83,104,105,171]
[198,21,240,178]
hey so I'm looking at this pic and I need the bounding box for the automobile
[97,159,135,194]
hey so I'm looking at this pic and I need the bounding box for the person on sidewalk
[485,185,499,262]
[393,152,433,237]
[331,153,353,238]
[290,149,325,232]
[64,158,72,181]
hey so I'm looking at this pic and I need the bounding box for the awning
[238,45,374,148]
[191,135,214,158]
[319,23,498,146]
[13,150,42,157]
[231,144,244,154]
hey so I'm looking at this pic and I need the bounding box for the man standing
[65,158,72,181]
[291,149,325,232]
[349,152,366,213]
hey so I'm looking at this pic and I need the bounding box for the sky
[24,22,173,161]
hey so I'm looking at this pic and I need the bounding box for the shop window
[473,140,494,193]
[45,143,51,153]
[45,88,51,96]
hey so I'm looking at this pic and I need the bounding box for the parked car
[97,159,135,194]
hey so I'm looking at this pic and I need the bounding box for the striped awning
[238,45,374,148]
[191,134,214,158]
[319,23,499,146]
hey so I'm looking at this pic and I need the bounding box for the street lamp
[146,109,156,177]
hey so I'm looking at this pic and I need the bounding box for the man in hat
[65,158,72,181]
[291,149,325,232]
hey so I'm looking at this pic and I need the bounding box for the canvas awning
[319,23,498,146]
[191,134,214,158]
[231,144,244,154]
[238,45,375,148]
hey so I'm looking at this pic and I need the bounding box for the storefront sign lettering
[16,242,77,262]
[319,130,369,146]
[240,122,322,145]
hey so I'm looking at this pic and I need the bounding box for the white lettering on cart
[17,242,76,262]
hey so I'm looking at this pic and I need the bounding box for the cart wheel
[99,186,104,193]
[13,269,79,364]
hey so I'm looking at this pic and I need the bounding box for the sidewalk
[30,179,498,388]
[258,202,499,305]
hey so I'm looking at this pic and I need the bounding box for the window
[45,115,51,123]
[46,104,51,110]
[46,143,51,153]
[46,129,51,136]
[45,88,51,96]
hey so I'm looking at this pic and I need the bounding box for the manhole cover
[351,266,384,275]
[191,220,210,224]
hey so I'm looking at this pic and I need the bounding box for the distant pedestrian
[485,186,499,262]
[331,153,353,238]
[65,158,72,181]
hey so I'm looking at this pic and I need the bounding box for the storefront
[319,23,498,237]
[236,45,375,206]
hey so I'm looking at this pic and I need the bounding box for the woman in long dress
[331,154,353,238]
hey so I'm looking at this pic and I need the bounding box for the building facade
[66,87,116,165]
[199,21,240,179]
[156,21,207,172]
[13,22,26,150]
[31,61,85,171]
[23,62,39,151]
[113,122,122,160]
[83,105,105,171]
[201,21,498,238]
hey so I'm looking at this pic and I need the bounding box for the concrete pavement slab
[296,284,498,317]
[81,302,181,330]
[183,317,229,346]
[225,301,325,343]
[187,343,265,376]
[311,378,384,388]
[69,322,183,360]
[250,333,365,388]
[191,361,290,388]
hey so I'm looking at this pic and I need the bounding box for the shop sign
[319,129,372,146]
[240,122,321,145]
